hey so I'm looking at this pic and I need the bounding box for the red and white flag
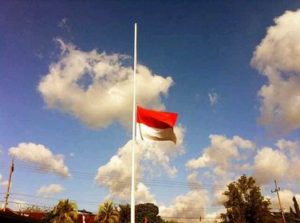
[136,106,178,143]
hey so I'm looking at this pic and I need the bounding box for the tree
[292,196,300,216]
[220,175,272,223]
[95,200,119,223]
[119,204,130,223]
[286,196,300,222]
[47,199,78,223]
[135,203,163,223]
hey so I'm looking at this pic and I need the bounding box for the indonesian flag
[137,106,178,143]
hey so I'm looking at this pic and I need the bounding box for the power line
[7,191,225,210]
[0,159,281,189]
[3,160,276,189]
[10,192,101,205]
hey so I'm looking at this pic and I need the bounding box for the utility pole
[271,180,286,223]
[3,157,15,211]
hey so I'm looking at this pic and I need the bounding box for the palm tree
[47,199,78,223]
[95,200,119,223]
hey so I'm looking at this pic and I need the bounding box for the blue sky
[1,0,300,220]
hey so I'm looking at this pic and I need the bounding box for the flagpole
[131,22,137,223]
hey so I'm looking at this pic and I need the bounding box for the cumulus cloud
[38,39,173,129]
[186,135,255,174]
[9,143,70,177]
[251,9,300,133]
[160,173,208,221]
[37,184,64,198]
[213,187,228,207]
[135,182,156,204]
[185,135,256,207]
[160,190,208,220]
[270,189,300,211]
[187,172,202,190]
[94,141,140,201]
[276,139,299,151]
[94,126,185,203]
[253,139,300,184]
[185,135,300,216]
[211,178,235,207]
[203,210,223,223]
[253,147,289,184]
[208,92,218,106]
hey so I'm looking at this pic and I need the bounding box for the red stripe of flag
[137,106,178,129]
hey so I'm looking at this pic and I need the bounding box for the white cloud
[186,135,255,173]
[184,135,300,216]
[253,147,289,184]
[213,191,227,208]
[270,189,300,211]
[38,39,173,129]
[94,126,185,203]
[159,172,209,222]
[203,210,224,223]
[253,139,300,184]
[208,92,218,106]
[135,183,155,204]
[276,139,299,151]
[186,135,256,207]
[187,172,202,190]
[94,141,141,201]
[37,184,64,198]
[160,190,208,220]
[251,9,300,134]
[160,173,208,221]
[9,143,70,177]
[212,182,230,206]
[289,156,300,180]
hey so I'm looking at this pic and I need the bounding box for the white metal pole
[131,22,137,223]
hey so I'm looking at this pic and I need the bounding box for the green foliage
[116,203,163,223]
[135,203,163,223]
[95,200,119,223]
[119,204,130,223]
[47,199,78,223]
[220,175,272,223]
